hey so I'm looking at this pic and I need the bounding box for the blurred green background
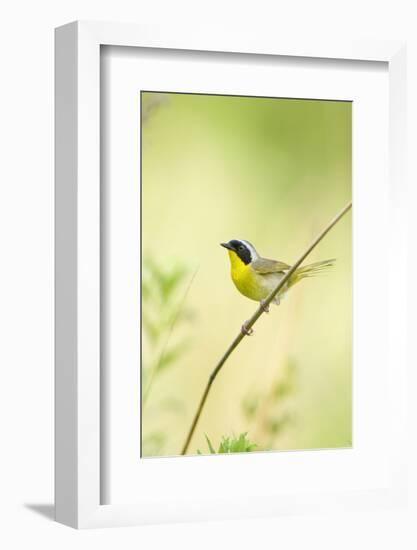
[141,91,352,457]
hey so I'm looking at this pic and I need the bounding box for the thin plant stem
[180,201,352,455]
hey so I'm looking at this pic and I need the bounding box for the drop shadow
[24,503,55,521]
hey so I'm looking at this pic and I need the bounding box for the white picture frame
[55,21,407,529]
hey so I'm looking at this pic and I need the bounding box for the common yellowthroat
[221,239,335,335]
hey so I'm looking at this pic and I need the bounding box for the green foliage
[242,358,298,449]
[142,257,195,395]
[204,434,216,454]
[197,433,257,455]
[142,256,196,456]
[142,431,166,457]
[271,358,297,400]
[241,394,260,421]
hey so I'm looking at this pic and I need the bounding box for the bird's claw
[260,300,270,313]
[241,321,254,336]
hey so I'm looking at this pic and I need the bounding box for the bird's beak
[220,242,233,251]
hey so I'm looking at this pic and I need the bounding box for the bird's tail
[288,259,336,287]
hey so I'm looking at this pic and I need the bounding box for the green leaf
[198,433,257,455]
[157,341,188,372]
[223,432,257,453]
[142,313,161,343]
[205,434,216,454]
[142,431,166,456]
[265,414,291,435]
[160,397,185,413]
[271,358,297,400]
[158,267,187,300]
[242,394,259,420]
[141,279,153,300]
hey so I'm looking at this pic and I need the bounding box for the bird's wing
[252,257,290,274]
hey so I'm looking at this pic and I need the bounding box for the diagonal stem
[180,201,352,455]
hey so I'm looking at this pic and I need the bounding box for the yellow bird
[220,239,335,335]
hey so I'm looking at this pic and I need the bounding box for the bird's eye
[239,245,244,251]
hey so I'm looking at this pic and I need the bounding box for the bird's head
[220,239,258,265]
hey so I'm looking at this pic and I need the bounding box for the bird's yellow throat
[227,248,265,302]
[227,249,249,277]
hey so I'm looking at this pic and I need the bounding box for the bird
[220,239,335,335]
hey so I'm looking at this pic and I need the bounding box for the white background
[103,47,392,506]
[0,1,416,549]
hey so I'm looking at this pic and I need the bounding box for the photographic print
[141,91,352,458]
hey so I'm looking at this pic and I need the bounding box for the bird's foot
[260,300,270,313]
[241,321,254,336]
